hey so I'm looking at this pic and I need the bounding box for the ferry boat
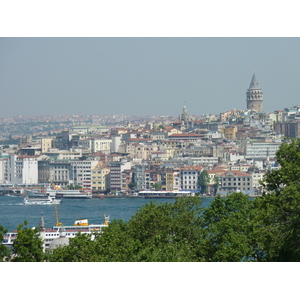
[23,196,62,205]
[2,214,110,249]
[26,187,92,199]
[138,190,195,199]
[49,189,92,199]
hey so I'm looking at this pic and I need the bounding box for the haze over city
[1,37,300,119]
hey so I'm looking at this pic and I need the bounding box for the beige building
[166,170,180,190]
[41,138,54,153]
[91,164,110,192]
[224,125,238,140]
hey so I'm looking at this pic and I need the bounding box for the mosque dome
[49,227,70,250]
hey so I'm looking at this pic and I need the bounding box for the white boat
[46,188,92,199]
[23,196,62,205]
[2,215,109,249]
[26,187,93,199]
[138,190,195,198]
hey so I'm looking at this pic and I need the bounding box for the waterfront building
[246,72,263,112]
[133,164,149,191]
[110,161,131,192]
[8,154,38,185]
[217,170,252,194]
[91,164,110,192]
[69,160,98,191]
[165,170,180,190]
[0,154,8,184]
[49,160,71,187]
[179,166,202,191]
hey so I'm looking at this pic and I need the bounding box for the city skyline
[1,38,300,118]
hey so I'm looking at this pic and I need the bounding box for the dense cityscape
[0,72,299,197]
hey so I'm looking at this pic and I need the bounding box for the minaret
[39,211,46,253]
[180,105,189,124]
[246,71,263,112]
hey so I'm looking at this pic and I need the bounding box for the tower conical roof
[249,72,260,89]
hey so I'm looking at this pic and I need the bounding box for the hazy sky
[1,37,300,118]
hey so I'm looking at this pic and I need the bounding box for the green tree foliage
[213,176,219,195]
[128,182,136,190]
[253,138,300,261]
[49,197,205,262]
[199,193,260,261]
[0,225,10,261]
[11,221,45,262]
[151,183,162,190]
[48,232,102,262]
[126,196,205,261]
[198,170,210,193]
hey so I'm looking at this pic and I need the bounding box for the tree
[198,170,210,194]
[199,193,261,262]
[128,182,136,190]
[213,175,219,195]
[151,182,162,190]
[48,196,205,262]
[48,232,102,262]
[11,221,45,262]
[126,196,205,261]
[253,138,300,261]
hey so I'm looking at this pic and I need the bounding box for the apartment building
[217,171,252,193]
[41,138,54,153]
[179,166,202,191]
[48,160,71,186]
[91,165,110,192]
[69,160,99,191]
[110,161,131,192]
[165,170,180,190]
[246,142,281,159]
[0,156,8,184]
[8,154,39,185]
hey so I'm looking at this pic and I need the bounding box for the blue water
[0,195,213,232]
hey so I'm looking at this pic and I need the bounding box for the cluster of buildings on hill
[1,72,300,196]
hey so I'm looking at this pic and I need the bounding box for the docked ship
[47,188,92,199]
[2,214,110,250]
[25,186,92,199]
[23,195,62,205]
[138,190,195,198]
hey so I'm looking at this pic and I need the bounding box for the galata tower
[246,72,263,112]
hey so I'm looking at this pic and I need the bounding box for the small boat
[23,196,62,205]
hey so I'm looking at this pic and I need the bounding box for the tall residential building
[8,154,38,185]
[179,166,202,191]
[110,161,131,192]
[246,72,263,112]
[91,164,110,192]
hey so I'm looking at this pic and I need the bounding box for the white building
[78,137,112,154]
[179,166,202,191]
[246,142,281,159]
[69,160,99,191]
[8,154,38,185]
